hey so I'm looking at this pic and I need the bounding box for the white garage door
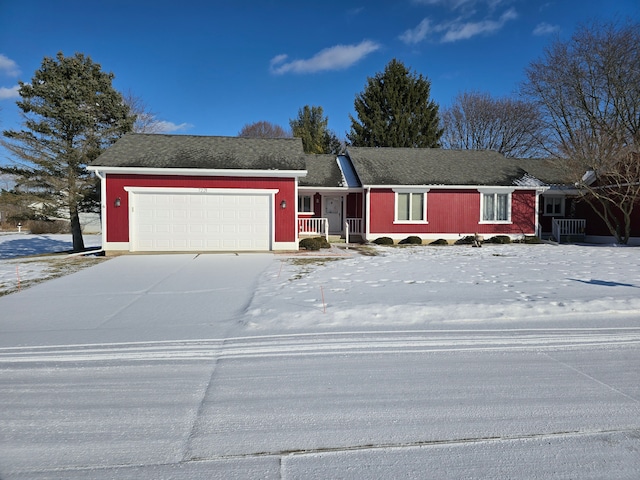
[131,191,272,252]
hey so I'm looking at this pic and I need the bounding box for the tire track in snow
[194,427,640,461]
[2,328,640,363]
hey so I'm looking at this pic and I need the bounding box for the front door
[324,196,343,234]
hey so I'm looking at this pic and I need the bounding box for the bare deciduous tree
[122,90,164,134]
[522,20,640,244]
[441,91,546,158]
[238,121,291,139]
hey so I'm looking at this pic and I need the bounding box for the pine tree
[348,59,443,148]
[1,52,133,251]
[290,105,342,154]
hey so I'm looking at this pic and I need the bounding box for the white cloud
[401,7,518,44]
[0,54,20,77]
[412,0,510,10]
[400,18,433,44]
[441,7,517,42]
[0,85,20,100]
[150,120,193,133]
[533,22,560,36]
[269,54,288,69]
[270,40,381,75]
[412,0,474,7]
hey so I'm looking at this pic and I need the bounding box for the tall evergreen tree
[1,52,133,251]
[290,105,342,154]
[348,59,443,148]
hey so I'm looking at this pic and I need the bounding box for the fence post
[345,221,350,246]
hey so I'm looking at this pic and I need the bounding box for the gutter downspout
[365,187,371,242]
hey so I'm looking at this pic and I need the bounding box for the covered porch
[539,193,586,243]
[297,190,364,241]
[298,216,363,241]
[550,218,587,244]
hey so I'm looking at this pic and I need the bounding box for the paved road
[1,255,639,478]
[2,332,640,478]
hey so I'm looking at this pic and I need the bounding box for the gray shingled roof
[91,134,306,171]
[299,154,345,188]
[514,158,576,185]
[92,135,575,188]
[347,147,523,186]
[346,147,571,187]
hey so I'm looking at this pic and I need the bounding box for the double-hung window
[298,195,313,213]
[544,197,564,216]
[479,189,512,223]
[394,190,428,223]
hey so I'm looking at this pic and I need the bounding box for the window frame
[393,189,429,224]
[298,195,313,213]
[478,188,513,224]
[543,196,565,217]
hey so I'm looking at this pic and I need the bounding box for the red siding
[368,188,537,236]
[511,190,537,234]
[575,198,640,237]
[105,174,297,243]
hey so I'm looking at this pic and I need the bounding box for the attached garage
[128,188,276,252]
[88,134,307,253]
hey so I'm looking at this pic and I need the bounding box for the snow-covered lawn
[251,242,640,332]
[0,233,104,296]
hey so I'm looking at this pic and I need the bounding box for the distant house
[88,133,638,253]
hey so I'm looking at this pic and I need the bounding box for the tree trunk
[584,195,628,245]
[70,204,85,252]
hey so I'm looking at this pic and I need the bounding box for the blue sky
[0,0,638,156]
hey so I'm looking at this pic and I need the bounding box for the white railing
[298,217,329,241]
[346,218,362,234]
[552,219,586,244]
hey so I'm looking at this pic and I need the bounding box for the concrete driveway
[0,253,275,348]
